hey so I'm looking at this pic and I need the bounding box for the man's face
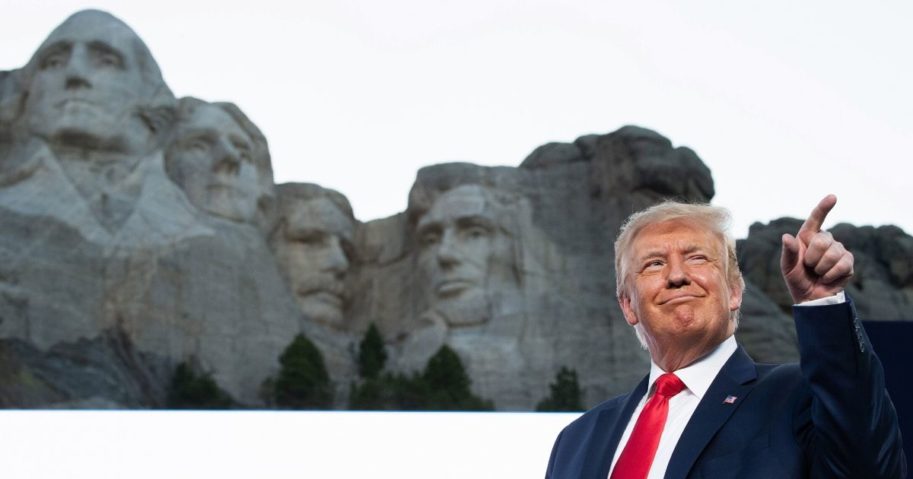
[167,104,260,223]
[416,185,514,326]
[24,13,147,152]
[275,197,354,327]
[619,219,742,364]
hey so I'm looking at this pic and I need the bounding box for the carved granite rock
[165,97,275,228]
[270,183,357,329]
[0,10,355,407]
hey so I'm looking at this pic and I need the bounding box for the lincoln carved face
[415,184,517,327]
[166,101,261,223]
[22,10,162,154]
[273,188,355,328]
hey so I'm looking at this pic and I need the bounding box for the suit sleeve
[793,297,907,478]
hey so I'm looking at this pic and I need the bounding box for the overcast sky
[2,0,911,238]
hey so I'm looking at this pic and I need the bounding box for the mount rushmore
[0,10,910,409]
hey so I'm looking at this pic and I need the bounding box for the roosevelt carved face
[166,102,260,223]
[416,184,516,327]
[23,11,153,154]
[274,196,354,327]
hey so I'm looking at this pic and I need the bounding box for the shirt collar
[647,335,738,399]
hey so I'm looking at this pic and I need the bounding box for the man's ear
[619,293,639,327]
[729,281,743,313]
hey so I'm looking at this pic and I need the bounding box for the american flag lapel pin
[723,395,738,404]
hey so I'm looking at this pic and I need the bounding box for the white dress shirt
[608,335,738,479]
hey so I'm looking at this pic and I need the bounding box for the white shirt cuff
[796,290,846,307]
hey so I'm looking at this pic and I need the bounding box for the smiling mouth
[660,294,703,305]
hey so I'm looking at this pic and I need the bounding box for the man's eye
[40,53,66,69]
[688,255,708,264]
[96,53,120,67]
[297,234,325,246]
[464,226,489,239]
[643,260,664,270]
[184,138,211,153]
[234,145,253,163]
[420,231,440,246]
[89,46,124,69]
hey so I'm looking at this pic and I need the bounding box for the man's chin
[202,192,251,223]
[432,289,490,327]
[298,295,345,327]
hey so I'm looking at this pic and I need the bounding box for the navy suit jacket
[546,300,907,478]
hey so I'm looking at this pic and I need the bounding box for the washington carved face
[274,196,354,327]
[166,102,260,223]
[416,184,516,327]
[24,11,150,153]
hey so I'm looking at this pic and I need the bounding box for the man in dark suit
[546,195,906,478]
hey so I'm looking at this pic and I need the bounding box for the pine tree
[167,362,234,409]
[349,344,493,411]
[273,334,332,409]
[357,323,387,380]
[350,323,392,409]
[420,345,493,411]
[536,366,584,412]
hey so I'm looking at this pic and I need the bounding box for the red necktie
[610,373,686,479]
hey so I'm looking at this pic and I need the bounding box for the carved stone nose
[65,75,91,90]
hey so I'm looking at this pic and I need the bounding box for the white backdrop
[0,411,580,478]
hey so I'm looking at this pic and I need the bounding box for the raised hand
[779,195,854,304]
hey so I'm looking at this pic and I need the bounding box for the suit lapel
[663,346,758,479]
[581,376,649,479]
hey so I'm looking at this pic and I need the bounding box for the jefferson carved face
[416,184,516,327]
[23,11,152,153]
[274,196,354,327]
[166,102,260,223]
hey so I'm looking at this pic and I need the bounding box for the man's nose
[213,137,241,174]
[323,236,349,278]
[436,230,461,268]
[666,258,691,287]
[64,49,92,90]
[64,75,91,90]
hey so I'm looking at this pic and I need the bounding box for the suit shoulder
[560,394,628,435]
[752,362,808,400]
[755,361,801,379]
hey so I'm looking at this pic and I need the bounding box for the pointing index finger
[797,194,837,243]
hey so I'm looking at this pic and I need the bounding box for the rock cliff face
[0,10,908,409]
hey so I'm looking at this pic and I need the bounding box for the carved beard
[433,288,491,328]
